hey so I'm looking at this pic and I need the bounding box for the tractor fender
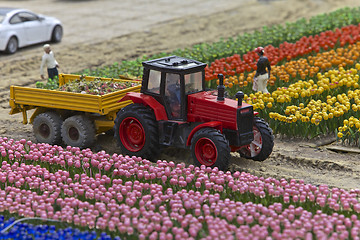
[186,121,223,146]
[120,92,168,121]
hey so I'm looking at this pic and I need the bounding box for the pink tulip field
[0,136,359,239]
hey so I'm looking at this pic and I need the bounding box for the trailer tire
[191,128,230,171]
[238,117,274,161]
[33,112,63,145]
[114,104,160,161]
[61,115,96,148]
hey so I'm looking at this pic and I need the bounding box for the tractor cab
[141,56,207,120]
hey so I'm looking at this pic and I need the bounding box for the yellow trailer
[9,74,141,148]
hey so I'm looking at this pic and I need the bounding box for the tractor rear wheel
[114,104,160,161]
[61,115,96,148]
[33,112,63,145]
[191,128,230,171]
[238,117,274,161]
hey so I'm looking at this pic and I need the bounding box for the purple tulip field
[0,137,359,239]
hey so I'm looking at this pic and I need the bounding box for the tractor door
[164,71,204,120]
[164,73,183,120]
[142,70,185,120]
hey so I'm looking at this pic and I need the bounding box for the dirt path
[1,0,360,190]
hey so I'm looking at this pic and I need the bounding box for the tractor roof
[142,56,207,74]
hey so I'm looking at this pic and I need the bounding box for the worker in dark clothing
[253,47,271,93]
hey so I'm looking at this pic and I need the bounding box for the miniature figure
[40,44,59,80]
[253,46,271,93]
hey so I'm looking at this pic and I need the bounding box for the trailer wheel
[191,128,230,171]
[61,115,96,148]
[114,104,160,161]
[33,112,63,145]
[238,117,274,161]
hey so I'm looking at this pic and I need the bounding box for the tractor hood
[187,91,254,130]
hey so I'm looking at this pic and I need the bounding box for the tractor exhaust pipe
[217,74,225,101]
[236,91,244,106]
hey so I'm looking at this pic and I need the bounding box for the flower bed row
[243,65,360,138]
[205,24,360,81]
[204,17,360,143]
[222,41,360,98]
[79,7,360,79]
[0,137,359,239]
[0,215,116,240]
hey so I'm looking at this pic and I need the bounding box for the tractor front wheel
[191,128,230,171]
[114,104,160,161]
[238,117,274,161]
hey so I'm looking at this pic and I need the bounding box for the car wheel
[5,37,18,54]
[51,25,63,42]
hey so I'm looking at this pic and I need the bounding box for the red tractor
[114,56,274,170]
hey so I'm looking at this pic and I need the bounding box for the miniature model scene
[1,0,360,239]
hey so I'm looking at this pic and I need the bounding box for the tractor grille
[237,105,254,145]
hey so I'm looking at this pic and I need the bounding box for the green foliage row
[78,7,360,78]
[35,76,59,90]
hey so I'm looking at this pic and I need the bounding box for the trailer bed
[9,74,141,123]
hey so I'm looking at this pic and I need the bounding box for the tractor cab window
[165,73,181,119]
[147,70,161,94]
[185,71,203,94]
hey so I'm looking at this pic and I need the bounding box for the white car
[0,8,63,54]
